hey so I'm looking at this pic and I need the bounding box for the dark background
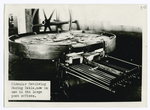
[9,31,142,102]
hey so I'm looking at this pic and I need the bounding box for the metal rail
[86,59,123,76]
[61,63,116,93]
[70,65,111,86]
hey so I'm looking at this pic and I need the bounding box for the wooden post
[25,9,32,33]
[25,9,40,33]
[32,9,40,33]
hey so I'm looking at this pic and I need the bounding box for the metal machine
[59,39,141,94]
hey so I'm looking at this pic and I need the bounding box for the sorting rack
[60,55,140,93]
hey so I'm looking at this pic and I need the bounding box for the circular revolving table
[9,30,116,60]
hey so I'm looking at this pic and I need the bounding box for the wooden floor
[9,53,141,102]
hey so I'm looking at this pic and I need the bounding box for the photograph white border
[1,0,150,109]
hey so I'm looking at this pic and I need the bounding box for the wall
[38,4,144,32]
[6,4,146,33]
[6,5,26,34]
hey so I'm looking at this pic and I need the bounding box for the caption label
[8,81,50,100]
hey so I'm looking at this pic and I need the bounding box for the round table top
[9,30,116,59]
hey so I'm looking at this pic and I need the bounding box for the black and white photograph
[4,4,147,107]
